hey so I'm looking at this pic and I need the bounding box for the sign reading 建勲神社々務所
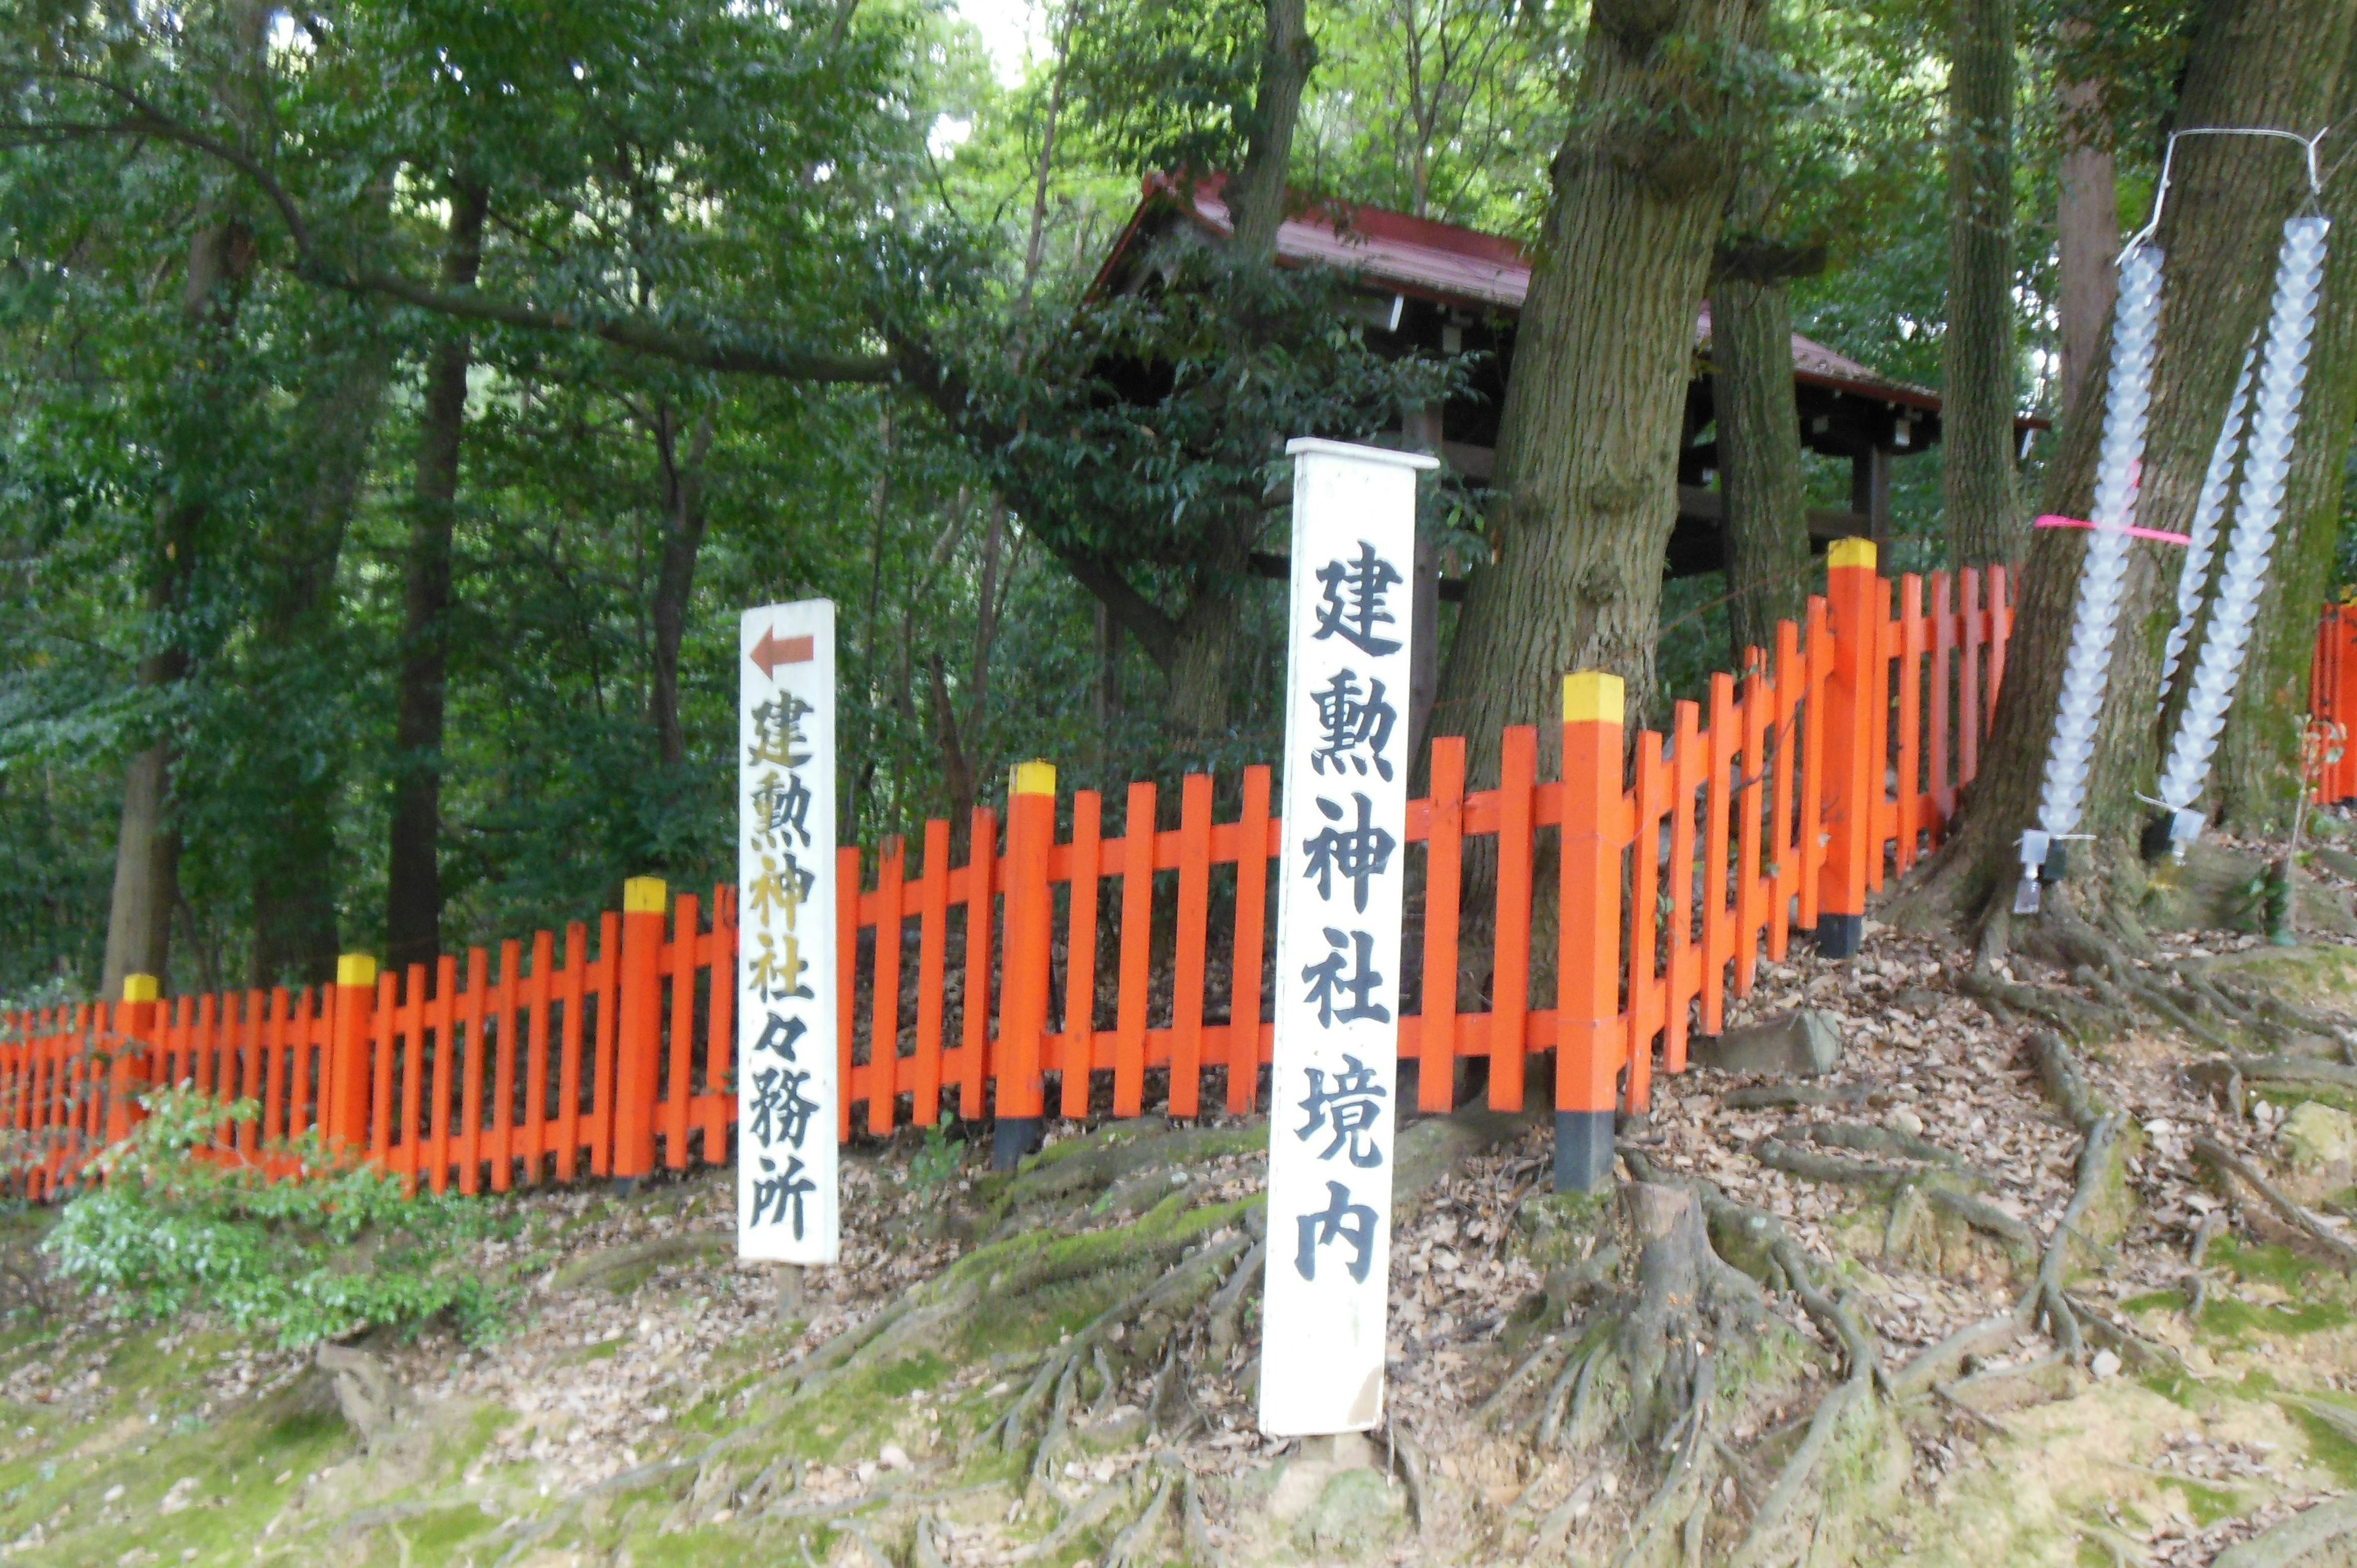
[736,601,840,1264]
[1258,438,1436,1437]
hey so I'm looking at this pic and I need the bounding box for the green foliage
[910,1120,964,1192]
[44,1089,509,1348]
[0,0,2286,997]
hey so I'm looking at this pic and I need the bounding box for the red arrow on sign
[749,628,814,679]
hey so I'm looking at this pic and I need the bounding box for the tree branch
[17,71,899,385]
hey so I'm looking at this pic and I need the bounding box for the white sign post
[1259,439,1436,1435]
[737,600,840,1264]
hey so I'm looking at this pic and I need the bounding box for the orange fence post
[993,762,1056,1169]
[1815,539,1878,958]
[106,974,159,1150]
[613,876,667,1182]
[1557,672,1625,1192]
[327,955,376,1157]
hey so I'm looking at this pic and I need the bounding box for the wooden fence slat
[525,930,554,1184]
[1701,674,1735,1036]
[1064,792,1102,1119]
[1228,767,1271,1115]
[869,844,903,1137]
[1490,725,1536,1113]
[591,912,621,1178]
[913,819,950,1127]
[557,922,587,1183]
[668,893,700,1165]
[1114,784,1155,1118]
[1736,663,1767,996]
[1895,573,1925,867]
[459,948,487,1195]
[492,940,521,1191]
[1419,740,1464,1113]
[960,809,996,1122]
[702,887,735,1163]
[1169,773,1211,1121]
[1630,732,1665,1083]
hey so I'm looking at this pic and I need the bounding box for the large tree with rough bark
[1902,0,2356,949]
[1428,0,1768,767]
[1941,0,2023,568]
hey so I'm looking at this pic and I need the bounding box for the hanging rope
[2150,212,2331,853]
[2014,242,2163,915]
[2014,123,2331,912]
[2156,338,2258,707]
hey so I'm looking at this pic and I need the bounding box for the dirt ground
[1,851,2356,1565]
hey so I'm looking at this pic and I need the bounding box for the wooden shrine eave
[1093,175,2051,576]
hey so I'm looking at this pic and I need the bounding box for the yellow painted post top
[1010,760,1058,797]
[121,974,159,1004]
[1562,671,1625,726]
[622,876,668,914]
[1828,538,1877,571]
[337,954,378,988]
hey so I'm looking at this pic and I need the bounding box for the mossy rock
[1289,1467,1405,1560]
[1511,1189,1615,1268]
[1876,1183,2036,1286]
[549,1231,731,1294]
[2191,942,2357,1002]
[2142,844,2357,937]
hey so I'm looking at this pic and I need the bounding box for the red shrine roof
[1095,173,1954,418]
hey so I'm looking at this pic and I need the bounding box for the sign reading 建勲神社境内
[737,601,840,1264]
[1258,438,1436,1437]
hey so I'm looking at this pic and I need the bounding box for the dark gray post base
[1554,1110,1616,1194]
[991,1116,1043,1172]
[1814,914,1863,959]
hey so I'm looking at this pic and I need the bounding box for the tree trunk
[1167,578,1246,736]
[102,743,180,999]
[2056,52,2118,422]
[385,180,488,976]
[646,406,714,776]
[1942,0,2022,567]
[1712,271,1810,662]
[250,345,390,989]
[2210,87,2357,833]
[1428,0,1764,775]
[1230,0,1312,257]
[1904,0,2355,937]
[99,215,250,998]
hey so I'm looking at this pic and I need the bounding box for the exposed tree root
[1755,1138,1921,1190]
[1179,1463,1225,1568]
[1204,1236,1264,1357]
[2017,1031,2123,1360]
[1723,1081,1877,1111]
[1955,970,2121,1043]
[2030,1031,2103,1132]
[2193,1136,2357,1272]
[1101,1467,1172,1568]
[980,1230,1255,1478]
[2210,1056,2357,1092]
[1729,1372,1869,1568]
[1474,1332,1574,1430]
[1623,1184,1763,1442]
[1803,1121,1986,1176]
[1887,1314,2026,1400]
[1919,1185,2037,1249]
[2213,1494,2357,1568]
[1609,1350,1719,1568]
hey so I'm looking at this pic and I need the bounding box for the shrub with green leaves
[44,1089,510,1348]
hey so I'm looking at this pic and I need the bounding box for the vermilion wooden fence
[1,546,2030,1196]
[2312,603,2357,804]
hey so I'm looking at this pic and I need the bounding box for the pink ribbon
[2034,513,2192,546]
